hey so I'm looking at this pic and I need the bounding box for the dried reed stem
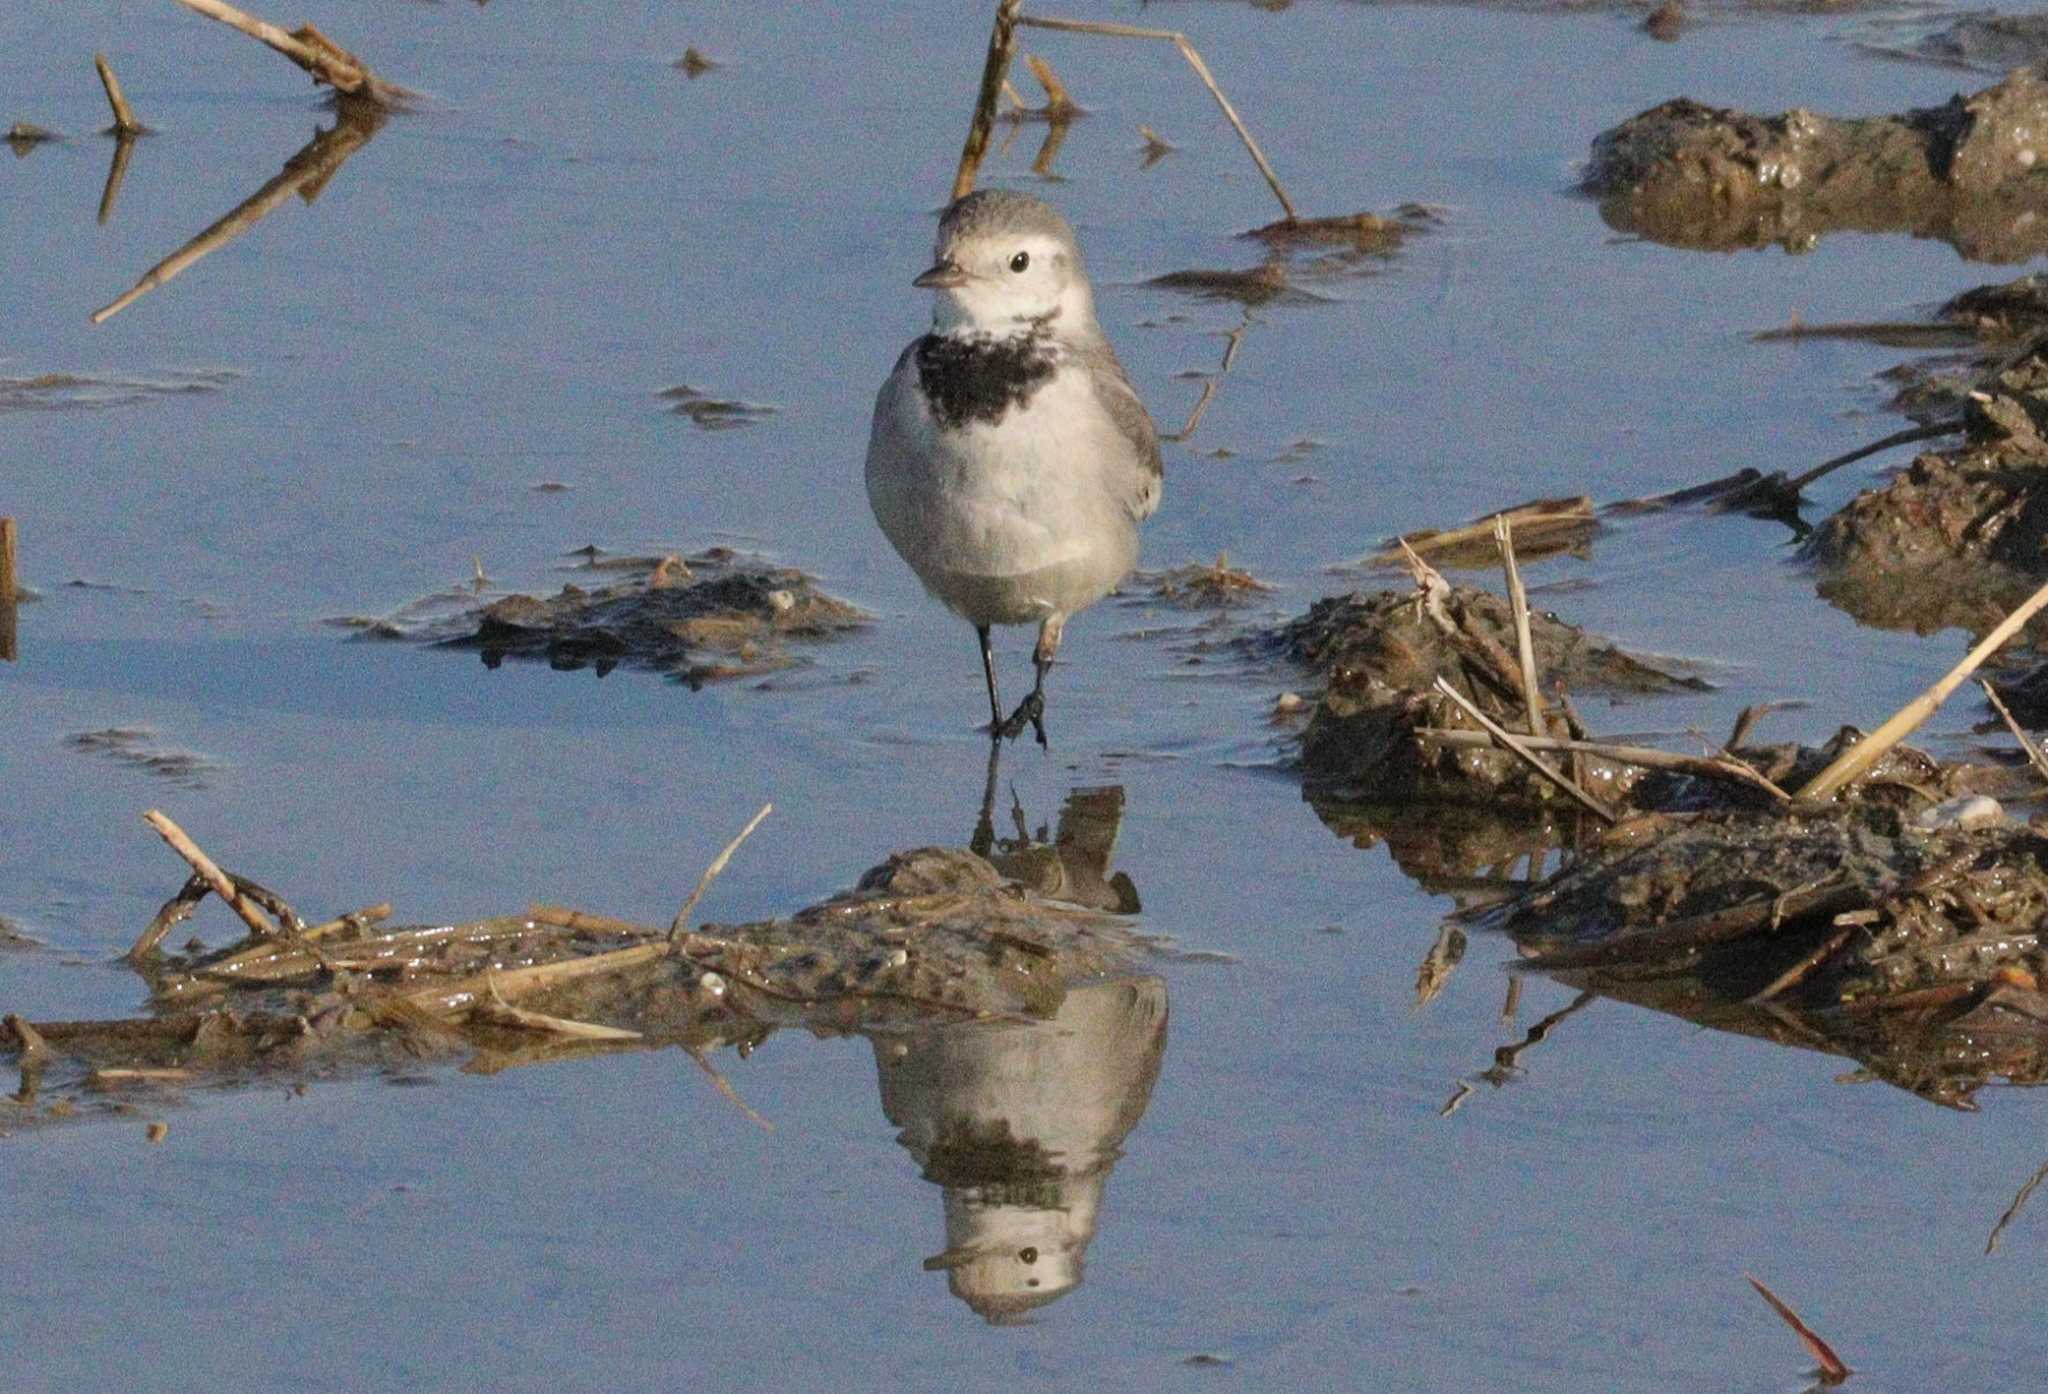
[470,975,643,1040]
[1430,679,1617,822]
[526,904,666,937]
[1978,679,2048,786]
[951,0,1024,199]
[671,803,773,936]
[1493,515,1546,737]
[1015,14,1297,220]
[407,942,669,1015]
[141,809,280,939]
[172,0,410,106]
[1800,575,2048,800]
[1022,53,1078,116]
[1417,728,1789,802]
[1165,312,1253,443]
[94,53,144,134]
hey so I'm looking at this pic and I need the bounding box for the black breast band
[916,332,1058,430]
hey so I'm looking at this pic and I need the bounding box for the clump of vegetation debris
[1,803,1153,1134]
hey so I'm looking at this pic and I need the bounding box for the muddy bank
[1809,337,2048,639]
[332,546,865,684]
[1486,800,2048,1106]
[1586,67,2048,261]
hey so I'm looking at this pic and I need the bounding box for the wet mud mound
[1274,581,1706,802]
[1489,801,2048,1106]
[1586,68,2048,261]
[1865,14,2048,73]
[1809,339,2048,638]
[337,546,866,684]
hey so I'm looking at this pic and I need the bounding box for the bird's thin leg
[999,614,1063,746]
[969,738,1002,858]
[976,624,1004,735]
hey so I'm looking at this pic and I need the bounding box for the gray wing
[1078,342,1163,522]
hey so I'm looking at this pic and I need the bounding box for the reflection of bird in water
[865,189,1162,744]
[969,745,1141,914]
[869,975,1168,1322]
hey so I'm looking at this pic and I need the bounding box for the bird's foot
[996,690,1047,746]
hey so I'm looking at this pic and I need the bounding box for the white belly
[866,362,1142,628]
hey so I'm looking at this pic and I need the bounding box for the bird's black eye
[1009,251,1030,273]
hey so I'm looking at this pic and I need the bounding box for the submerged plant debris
[1586,67,2048,262]
[2,801,1157,1137]
[332,546,866,684]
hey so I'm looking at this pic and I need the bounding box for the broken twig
[141,810,280,940]
[1430,678,1617,823]
[1494,515,1546,738]
[1800,574,2048,800]
[94,54,145,135]
[1987,1155,2048,1255]
[671,804,773,936]
[1744,1273,1851,1385]
[173,0,411,107]
[1015,13,1295,220]
[1978,679,2048,787]
[951,0,1024,199]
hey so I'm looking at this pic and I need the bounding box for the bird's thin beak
[913,258,970,290]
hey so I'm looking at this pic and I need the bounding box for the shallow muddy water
[5,1,2048,1389]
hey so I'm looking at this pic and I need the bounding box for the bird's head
[918,190,1098,340]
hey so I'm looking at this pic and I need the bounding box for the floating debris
[7,122,59,156]
[0,369,238,413]
[674,47,721,77]
[64,728,221,790]
[1135,555,1274,609]
[1343,496,1597,571]
[335,546,865,686]
[659,384,778,430]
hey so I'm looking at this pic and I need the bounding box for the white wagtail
[866,189,1162,744]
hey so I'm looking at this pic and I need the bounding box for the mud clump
[1586,69,2048,262]
[1809,339,2048,638]
[1488,802,2048,1106]
[1276,584,1704,802]
[339,547,866,684]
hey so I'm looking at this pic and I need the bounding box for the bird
[865,189,1162,744]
